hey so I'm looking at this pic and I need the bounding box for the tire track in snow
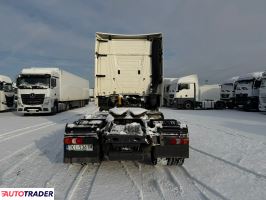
[180,167,229,200]
[65,164,90,200]
[0,121,52,137]
[165,167,210,200]
[126,162,182,200]
[121,161,143,200]
[190,146,266,179]
[0,123,57,143]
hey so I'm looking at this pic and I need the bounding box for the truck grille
[235,94,248,105]
[5,95,14,107]
[21,94,45,105]
[169,94,174,99]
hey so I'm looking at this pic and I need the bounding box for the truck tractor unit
[168,74,225,109]
[259,71,266,112]
[94,33,163,111]
[64,108,189,166]
[235,72,263,110]
[64,33,189,166]
[220,76,239,109]
[17,68,89,114]
[0,75,15,111]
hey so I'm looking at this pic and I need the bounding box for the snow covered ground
[0,104,266,200]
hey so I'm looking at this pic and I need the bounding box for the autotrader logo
[0,188,54,200]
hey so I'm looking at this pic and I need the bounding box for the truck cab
[16,68,59,114]
[172,74,199,109]
[0,75,15,111]
[235,72,263,110]
[220,76,238,108]
[259,71,266,112]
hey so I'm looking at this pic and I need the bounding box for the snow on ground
[0,105,266,200]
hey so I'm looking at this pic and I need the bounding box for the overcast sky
[1,0,266,86]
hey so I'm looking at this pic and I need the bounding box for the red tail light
[64,137,72,144]
[169,138,177,145]
[180,138,189,145]
[64,137,84,144]
[75,137,83,144]
[168,138,189,145]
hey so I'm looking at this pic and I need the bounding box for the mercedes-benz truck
[17,67,89,114]
[220,76,239,108]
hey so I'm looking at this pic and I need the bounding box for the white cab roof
[0,75,12,83]
[21,67,60,75]
[237,72,263,81]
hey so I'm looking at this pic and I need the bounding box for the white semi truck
[220,76,239,108]
[94,32,163,110]
[63,33,189,166]
[0,75,15,111]
[163,78,178,106]
[259,71,266,112]
[235,72,263,110]
[167,74,225,109]
[16,68,89,114]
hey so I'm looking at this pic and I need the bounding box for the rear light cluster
[169,137,189,145]
[64,137,84,144]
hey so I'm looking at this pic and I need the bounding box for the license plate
[66,144,93,151]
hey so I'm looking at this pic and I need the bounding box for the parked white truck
[168,74,225,109]
[163,78,178,106]
[259,71,266,112]
[235,72,263,110]
[63,32,189,166]
[220,76,239,108]
[94,32,163,110]
[16,68,89,114]
[0,75,15,111]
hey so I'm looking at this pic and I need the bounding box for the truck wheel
[52,104,58,115]
[176,158,184,166]
[215,101,225,109]
[151,149,157,165]
[183,101,193,110]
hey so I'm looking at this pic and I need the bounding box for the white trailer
[168,74,224,109]
[220,76,239,108]
[16,67,89,114]
[0,75,15,111]
[258,71,266,111]
[235,72,263,110]
[95,32,163,110]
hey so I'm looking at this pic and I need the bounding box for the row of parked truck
[163,71,266,111]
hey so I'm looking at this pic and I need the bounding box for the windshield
[221,83,233,92]
[0,82,13,92]
[17,75,50,89]
[261,79,266,88]
[3,83,13,92]
[237,80,253,85]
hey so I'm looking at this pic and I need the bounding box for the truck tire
[215,101,226,109]
[183,101,193,110]
[52,104,58,115]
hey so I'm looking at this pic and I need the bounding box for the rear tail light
[64,137,84,144]
[75,137,83,144]
[64,137,72,144]
[180,138,189,145]
[168,137,189,145]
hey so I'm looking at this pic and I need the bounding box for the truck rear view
[95,33,163,110]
